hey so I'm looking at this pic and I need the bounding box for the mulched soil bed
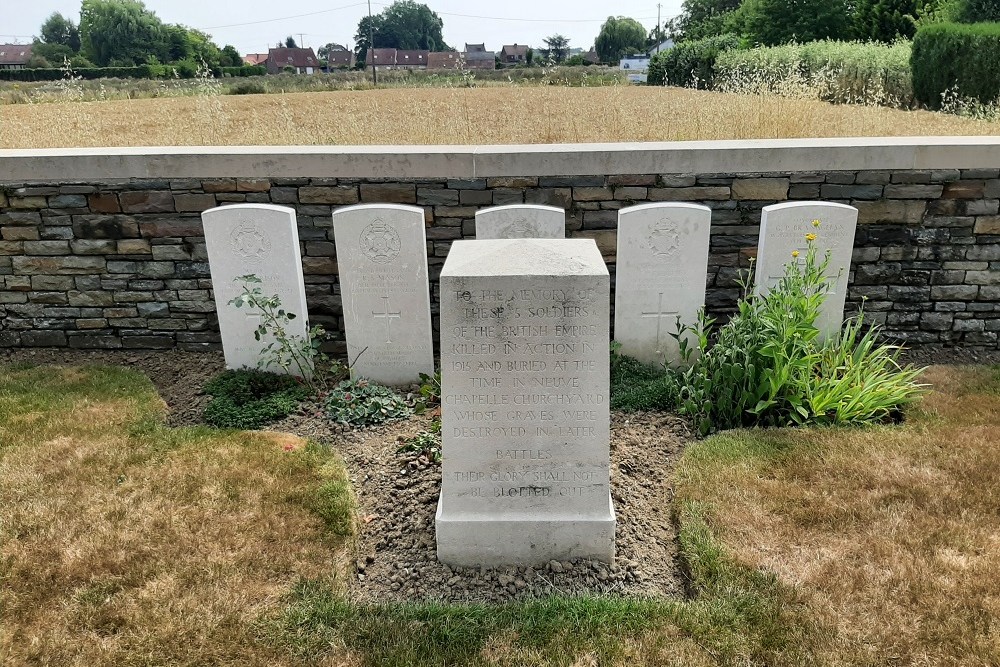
[5,345,994,602]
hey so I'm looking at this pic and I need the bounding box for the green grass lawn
[1,363,997,666]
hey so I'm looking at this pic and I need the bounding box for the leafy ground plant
[203,368,310,429]
[610,341,681,411]
[397,420,442,463]
[325,378,413,427]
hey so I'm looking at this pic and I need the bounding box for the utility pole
[298,33,305,48]
[368,0,377,85]
[656,3,662,54]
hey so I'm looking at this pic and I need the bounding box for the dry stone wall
[2,167,1000,351]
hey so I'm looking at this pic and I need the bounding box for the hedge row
[715,40,914,107]
[647,34,741,88]
[912,22,1000,108]
[0,64,266,82]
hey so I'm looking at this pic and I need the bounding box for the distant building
[582,49,600,64]
[365,48,429,70]
[619,55,651,83]
[465,43,487,53]
[266,47,320,74]
[463,48,496,70]
[326,50,355,69]
[0,44,32,70]
[500,44,528,65]
[427,52,461,70]
[652,38,675,54]
[243,53,268,66]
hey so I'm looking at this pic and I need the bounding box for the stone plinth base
[435,494,616,567]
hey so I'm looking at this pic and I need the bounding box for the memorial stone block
[475,204,566,240]
[614,203,712,365]
[754,201,859,337]
[202,204,310,374]
[436,238,615,566]
[332,204,434,385]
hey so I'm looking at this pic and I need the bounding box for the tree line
[28,0,244,71]
[664,0,1000,46]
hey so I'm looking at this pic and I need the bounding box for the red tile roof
[267,47,318,69]
[427,52,460,69]
[243,53,268,66]
[0,45,32,66]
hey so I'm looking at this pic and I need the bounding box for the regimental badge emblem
[229,221,271,263]
[360,219,401,264]
[647,218,682,258]
[500,217,539,239]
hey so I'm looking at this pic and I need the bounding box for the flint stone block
[648,187,730,201]
[299,186,359,205]
[120,191,175,213]
[13,256,106,275]
[22,331,68,346]
[73,216,140,239]
[731,178,789,200]
[87,193,121,213]
[2,227,39,241]
[173,194,217,212]
[884,184,945,199]
[359,183,416,204]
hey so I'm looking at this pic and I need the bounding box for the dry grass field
[1,86,999,149]
[677,365,1000,666]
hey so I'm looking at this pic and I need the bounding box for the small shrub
[325,379,412,427]
[203,369,310,429]
[228,81,266,95]
[912,22,1000,109]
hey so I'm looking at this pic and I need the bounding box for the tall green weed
[612,222,925,434]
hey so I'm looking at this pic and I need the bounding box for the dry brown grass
[1,86,998,149]
[677,365,1000,666]
[0,365,354,667]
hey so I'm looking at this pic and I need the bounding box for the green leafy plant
[413,369,441,414]
[229,275,348,393]
[610,343,681,411]
[324,379,413,427]
[397,420,442,463]
[203,369,310,429]
[676,222,925,434]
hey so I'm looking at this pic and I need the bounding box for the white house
[619,55,651,84]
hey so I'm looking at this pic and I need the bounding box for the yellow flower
[805,232,817,241]
[811,219,821,228]
[791,250,800,258]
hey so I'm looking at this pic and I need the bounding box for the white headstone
[202,204,310,375]
[475,205,565,240]
[754,202,859,337]
[436,238,615,567]
[614,203,712,366]
[332,204,434,385]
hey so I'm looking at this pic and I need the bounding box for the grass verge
[0,363,354,666]
[3,363,998,666]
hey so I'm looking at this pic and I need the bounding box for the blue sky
[3,1,683,55]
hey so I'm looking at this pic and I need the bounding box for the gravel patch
[274,408,688,603]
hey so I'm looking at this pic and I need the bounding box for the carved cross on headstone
[372,295,401,344]
[640,292,678,350]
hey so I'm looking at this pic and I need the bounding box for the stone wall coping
[2,137,999,181]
